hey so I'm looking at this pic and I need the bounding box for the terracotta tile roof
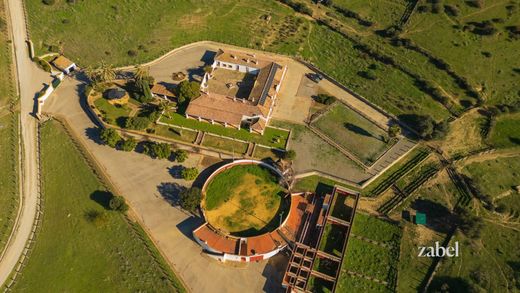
[193,224,238,254]
[52,55,75,70]
[247,234,278,255]
[151,83,175,97]
[249,62,282,106]
[186,93,264,126]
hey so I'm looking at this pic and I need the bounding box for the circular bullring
[201,160,290,237]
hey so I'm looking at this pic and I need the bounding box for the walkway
[0,0,51,287]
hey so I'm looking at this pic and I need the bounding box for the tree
[177,81,200,104]
[139,79,153,102]
[109,195,129,212]
[152,143,172,160]
[388,124,401,138]
[179,187,202,213]
[99,128,121,148]
[174,149,189,163]
[457,208,484,239]
[134,65,150,83]
[314,94,336,105]
[97,61,117,82]
[120,137,137,152]
[432,120,450,139]
[181,167,199,181]
[124,116,150,130]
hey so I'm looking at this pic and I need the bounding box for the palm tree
[98,61,116,82]
[134,65,150,83]
[84,65,97,83]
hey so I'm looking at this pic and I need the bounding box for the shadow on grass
[427,276,475,293]
[410,199,455,234]
[90,190,113,210]
[344,122,374,139]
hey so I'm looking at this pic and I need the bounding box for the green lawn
[93,97,131,127]
[488,113,520,148]
[204,164,281,210]
[153,124,198,144]
[0,114,19,253]
[342,237,399,283]
[312,103,391,164]
[160,113,289,149]
[351,213,401,246]
[12,121,185,292]
[201,134,249,155]
[462,155,520,199]
[336,274,392,293]
[332,0,407,29]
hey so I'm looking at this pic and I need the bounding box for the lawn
[93,96,131,127]
[270,120,371,184]
[336,274,393,293]
[203,164,287,236]
[488,112,520,148]
[11,121,185,292]
[318,223,347,258]
[160,113,289,149]
[462,155,520,199]
[0,114,19,253]
[351,213,401,246]
[201,134,249,155]
[153,124,198,144]
[312,103,391,164]
[342,237,399,283]
[332,0,407,29]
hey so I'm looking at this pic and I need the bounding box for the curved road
[0,0,49,286]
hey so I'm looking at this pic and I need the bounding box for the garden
[318,223,347,258]
[312,103,392,165]
[203,164,289,236]
[350,213,401,246]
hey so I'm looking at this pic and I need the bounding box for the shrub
[181,167,199,181]
[42,0,56,5]
[457,208,484,239]
[124,116,150,130]
[388,125,401,138]
[174,149,189,163]
[109,195,129,212]
[444,5,460,16]
[84,209,108,227]
[282,149,297,161]
[179,187,202,213]
[120,137,137,152]
[466,0,483,8]
[100,128,121,148]
[139,79,153,102]
[314,93,336,105]
[358,70,377,80]
[127,49,137,57]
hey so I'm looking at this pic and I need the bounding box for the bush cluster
[314,93,336,105]
[279,0,313,16]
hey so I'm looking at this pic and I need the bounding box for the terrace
[207,69,256,99]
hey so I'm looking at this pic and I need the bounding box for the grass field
[12,121,185,292]
[0,114,19,254]
[203,164,286,236]
[160,113,289,149]
[319,223,347,258]
[154,124,198,144]
[432,221,520,292]
[462,155,520,199]
[201,134,249,155]
[26,0,459,123]
[0,0,14,108]
[351,213,401,246]
[488,112,520,148]
[312,103,391,164]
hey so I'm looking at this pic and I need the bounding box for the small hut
[104,87,129,105]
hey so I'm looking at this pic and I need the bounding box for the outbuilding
[52,55,77,74]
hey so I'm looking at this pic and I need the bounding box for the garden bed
[318,223,347,257]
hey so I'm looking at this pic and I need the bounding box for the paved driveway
[44,79,287,293]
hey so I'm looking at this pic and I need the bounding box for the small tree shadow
[157,182,186,206]
[344,122,375,139]
[509,136,520,145]
[90,190,113,210]
[411,199,455,233]
[85,127,104,145]
[168,165,185,179]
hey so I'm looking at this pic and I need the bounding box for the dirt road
[0,0,50,286]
